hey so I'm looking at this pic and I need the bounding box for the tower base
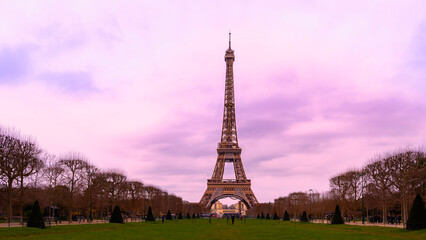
[200,179,258,209]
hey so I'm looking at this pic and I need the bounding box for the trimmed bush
[273,212,279,220]
[186,212,191,219]
[266,213,271,220]
[178,212,183,219]
[407,194,426,230]
[146,206,155,221]
[192,213,196,219]
[283,210,290,221]
[261,212,265,219]
[166,210,172,220]
[256,214,260,219]
[331,205,344,224]
[300,211,309,222]
[110,205,124,223]
[27,200,45,229]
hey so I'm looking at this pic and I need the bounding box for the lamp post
[361,170,365,225]
[309,189,313,222]
[87,170,93,223]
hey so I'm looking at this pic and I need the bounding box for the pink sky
[0,1,425,203]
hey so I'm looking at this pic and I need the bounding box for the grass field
[0,219,425,240]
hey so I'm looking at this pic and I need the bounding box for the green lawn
[0,219,425,240]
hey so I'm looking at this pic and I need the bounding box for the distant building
[211,200,247,217]
[211,201,224,217]
[234,201,247,216]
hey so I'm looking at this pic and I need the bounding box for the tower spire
[222,32,237,148]
[229,31,231,49]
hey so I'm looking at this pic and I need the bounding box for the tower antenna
[229,31,231,49]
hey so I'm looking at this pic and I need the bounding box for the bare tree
[145,185,165,216]
[93,172,108,219]
[0,129,20,225]
[169,194,183,215]
[288,192,309,218]
[45,155,63,189]
[329,173,350,216]
[16,138,44,224]
[59,153,89,222]
[126,181,144,220]
[44,154,64,218]
[388,149,425,225]
[274,196,289,216]
[0,129,43,225]
[83,163,97,221]
[103,170,127,212]
[345,170,362,222]
[365,155,392,224]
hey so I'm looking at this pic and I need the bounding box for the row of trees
[2,127,423,227]
[248,148,425,227]
[329,149,424,224]
[0,128,192,223]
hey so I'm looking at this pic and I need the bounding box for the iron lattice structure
[200,34,258,209]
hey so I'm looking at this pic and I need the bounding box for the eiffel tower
[200,33,258,209]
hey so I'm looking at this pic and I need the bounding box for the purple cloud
[0,47,30,84]
[326,98,426,136]
[40,71,98,94]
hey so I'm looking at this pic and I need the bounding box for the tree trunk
[382,202,386,226]
[353,203,356,223]
[402,197,408,227]
[68,195,73,223]
[101,197,104,220]
[8,183,12,227]
[69,174,75,223]
[366,205,369,223]
[132,199,135,221]
[353,188,357,223]
[48,187,52,219]
[381,189,386,226]
[20,175,24,225]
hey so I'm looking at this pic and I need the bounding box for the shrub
[27,201,45,229]
[406,194,426,230]
[109,205,124,223]
[273,212,279,220]
[192,213,196,219]
[146,206,155,221]
[256,214,260,219]
[283,210,290,221]
[266,213,271,220]
[186,212,191,219]
[178,212,183,219]
[331,205,344,224]
[261,212,265,219]
[166,210,172,220]
[300,211,309,222]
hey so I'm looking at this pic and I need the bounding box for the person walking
[161,215,165,224]
[231,215,235,225]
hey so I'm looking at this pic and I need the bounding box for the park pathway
[311,219,404,228]
[0,218,141,228]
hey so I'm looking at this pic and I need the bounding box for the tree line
[248,148,425,226]
[2,127,424,226]
[0,128,196,224]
